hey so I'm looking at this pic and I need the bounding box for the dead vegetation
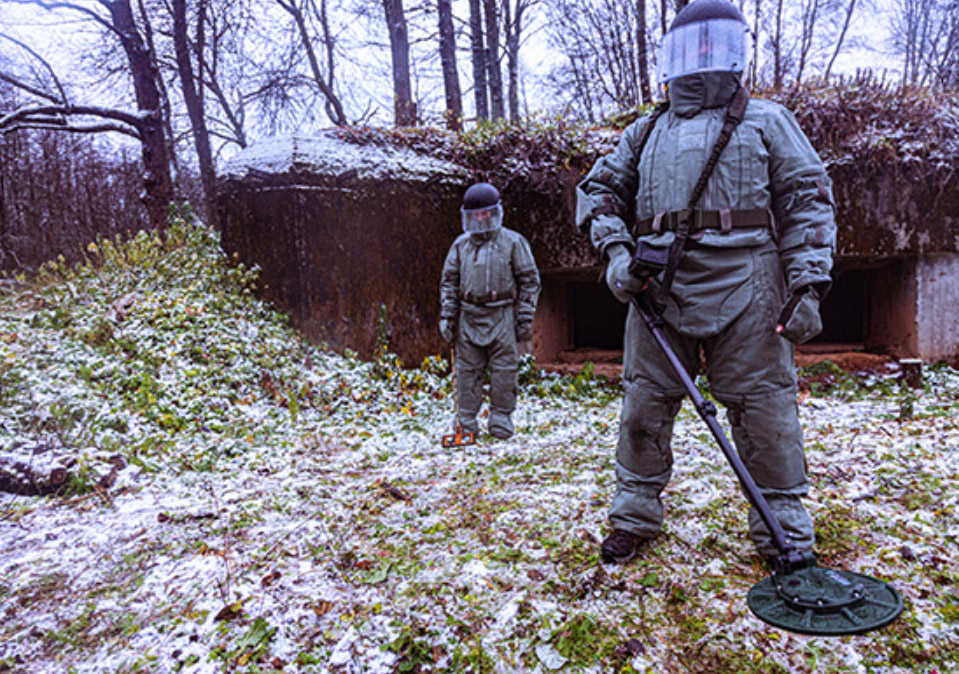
[335,75,959,190]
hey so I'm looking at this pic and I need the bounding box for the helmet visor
[657,18,752,83]
[461,203,503,234]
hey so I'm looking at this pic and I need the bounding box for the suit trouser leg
[456,337,487,435]
[704,252,814,555]
[609,303,695,537]
[487,331,518,436]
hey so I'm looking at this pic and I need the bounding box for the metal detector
[631,293,903,636]
[442,346,476,448]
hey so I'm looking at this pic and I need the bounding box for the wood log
[0,453,71,496]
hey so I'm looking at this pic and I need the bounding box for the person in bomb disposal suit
[576,0,836,564]
[439,183,541,440]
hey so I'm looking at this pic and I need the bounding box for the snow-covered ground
[1,222,957,673]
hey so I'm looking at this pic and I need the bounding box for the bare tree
[0,80,147,272]
[890,0,959,88]
[173,0,217,226]
[770,0,786,89]
[437,0,462,129]
[502,0,540,121]
[1,0,174,231]
[382,0,416,126]
[195,0,251,150]
[794,0,822,86]
[823,0,858,82]
[543,0,648,119]
[469,0,489,120]
[750,0,761,83]
[483,0,505,119]
[275,0,349,125]
[636,0,651,103]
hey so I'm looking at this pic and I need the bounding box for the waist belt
[633,208,773,237]
[461,290,515,305]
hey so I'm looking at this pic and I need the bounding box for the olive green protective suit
[440,227,541,438]
[576,72,836,555]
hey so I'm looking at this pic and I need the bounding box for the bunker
[219,124,959,370]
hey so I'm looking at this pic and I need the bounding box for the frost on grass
[0,219,958,674]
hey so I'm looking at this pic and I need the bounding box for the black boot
[601,529,649,564]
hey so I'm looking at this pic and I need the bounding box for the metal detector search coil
[747,567,903,635]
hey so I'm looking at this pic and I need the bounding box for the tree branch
[1,121,141,138]
[0,104,145,131]
[0,32,68,103]
[6,0,121,39]
[0,72,60,104]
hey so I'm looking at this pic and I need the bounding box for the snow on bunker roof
[220,131,469,184]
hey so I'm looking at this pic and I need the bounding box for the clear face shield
[657,18,753,83]
[461,203,503,234]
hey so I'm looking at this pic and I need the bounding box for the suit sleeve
[764,107,836,293]
[512,235,541,339]
[575,119,647,257]
[439,241,461,322]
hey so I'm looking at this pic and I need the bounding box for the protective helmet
[657,0,752,83]
[461,183,503,234]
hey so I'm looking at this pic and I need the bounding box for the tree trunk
[751,0,760,84]
[795,0,820,87]
[173,0,218,227]
[383,0,416,126]
[503,0,522,120]
[104,0,174,231]
[772,0,785,90]
[483,0,504,119]
[822,0,856,81]
[437,0,462,130]
[637,0,651,102]
[469,0,489,120]
[0,453,70,496]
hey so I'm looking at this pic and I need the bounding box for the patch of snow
[220,131,470,184]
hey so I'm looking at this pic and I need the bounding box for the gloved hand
[605,244,645,303]
[776,286,823,345]
[439,318,455,345]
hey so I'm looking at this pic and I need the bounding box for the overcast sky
[0,0,903,147]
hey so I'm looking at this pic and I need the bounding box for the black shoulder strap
[653,87,750,314]
[590,103,671,222]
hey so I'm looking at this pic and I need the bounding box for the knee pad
[617,381,683,476]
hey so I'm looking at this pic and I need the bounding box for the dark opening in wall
[562,266,869,352]
[568,281,628,349]
[812,267,868,344]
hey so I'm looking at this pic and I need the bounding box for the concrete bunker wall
[219,131,959,367]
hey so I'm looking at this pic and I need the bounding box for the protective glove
[439,318,455,345]
[776,285,823,345]
[605,244,645,304]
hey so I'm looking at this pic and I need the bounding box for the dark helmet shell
[462,183,501,210]
[669,0,747,32]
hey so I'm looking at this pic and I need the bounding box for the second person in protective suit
[439,183,541,440]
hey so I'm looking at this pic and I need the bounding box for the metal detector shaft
[631,294,795,556]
